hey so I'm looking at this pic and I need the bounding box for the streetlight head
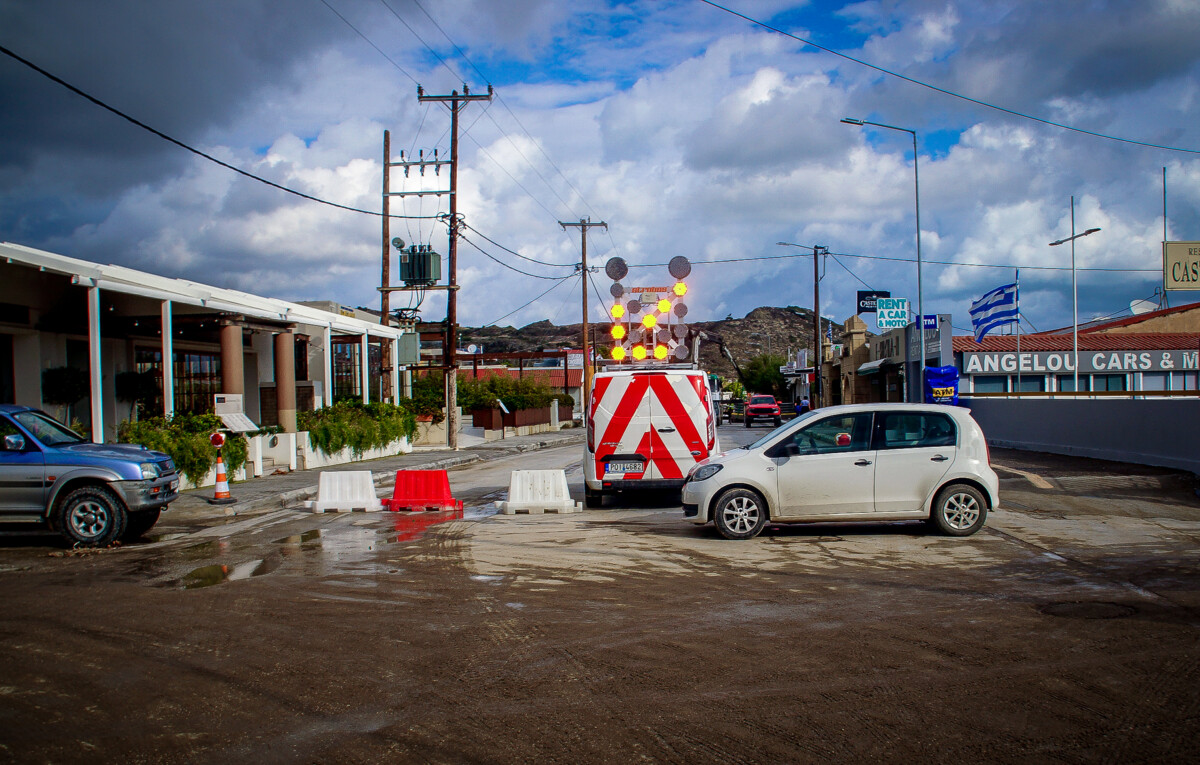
[841,117,864,126]
[1083,227,1101,235]
[1049,239,1066,246]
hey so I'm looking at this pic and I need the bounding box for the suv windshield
[13,411,87,446]
[750,396,775,405]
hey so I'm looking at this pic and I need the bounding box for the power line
[458,234,569,279]
[627,248,1161,273]
[483,273,578,327]
[461,224,575,268]
[0,44,439,220]
[699,0,1200,155]
[320,0,419,86]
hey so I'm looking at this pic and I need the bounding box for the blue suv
[0,405,179,547]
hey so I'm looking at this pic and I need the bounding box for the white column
[360,332,370,404]
[161,300,175,418]
[87,286,104,443]
[323,326,333,407]
[390,337,400,403]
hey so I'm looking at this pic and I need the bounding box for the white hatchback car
[682,403,999,539]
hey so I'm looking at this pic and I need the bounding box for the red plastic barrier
[382,470,464,512]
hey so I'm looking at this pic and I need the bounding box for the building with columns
[0,242,415,443]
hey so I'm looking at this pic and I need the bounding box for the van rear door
[591,373,653,482]
[645,372,712,480]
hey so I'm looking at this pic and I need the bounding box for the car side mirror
[4,434,25,452]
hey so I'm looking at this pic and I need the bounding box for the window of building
[1171,371,1198,391]
[1014,376,1046,393]
[972,375,1007,393]
[0,334,12,404]
[135,348,222,415]
[331,338,362,402]
[1057,374,1090,392]
[294,335,310,382]
[1093,374,1127,392]
[1142,372,1169,392]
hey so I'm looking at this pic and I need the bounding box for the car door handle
[657,427,676,433]
[855,459,872,466]
[930,454,949,462]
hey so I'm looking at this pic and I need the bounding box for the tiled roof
[953,333,1200,352]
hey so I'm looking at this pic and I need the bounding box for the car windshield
[750,396,774,405]
[13,411,87,446]
[745,409,819,450]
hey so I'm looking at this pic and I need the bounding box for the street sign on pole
[877,298,910,330]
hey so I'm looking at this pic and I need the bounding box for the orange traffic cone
[207,450,237,505]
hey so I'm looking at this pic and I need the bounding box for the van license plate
[605,461,643,474]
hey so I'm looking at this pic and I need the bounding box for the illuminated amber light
[611,324,626,340]
[642,313,657,329]
[654,344,669,360]
[632,344,647,360]
[612,346,627,361]
[657,299,671,314]
[610,303,625,319]
[673,282,687,297]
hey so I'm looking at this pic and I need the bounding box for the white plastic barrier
[304,471,383,513]
[496,470,583,515]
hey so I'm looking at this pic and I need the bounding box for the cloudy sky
[2,0,1199,338]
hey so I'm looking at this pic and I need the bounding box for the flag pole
[1014,268,1020,396]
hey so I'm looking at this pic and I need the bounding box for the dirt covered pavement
[1,444,1199,763]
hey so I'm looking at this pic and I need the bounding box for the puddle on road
[181,557,280,589]
[390,508,465,542]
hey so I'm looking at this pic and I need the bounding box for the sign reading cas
[1164,242,1200,292]
[876,297,910,329]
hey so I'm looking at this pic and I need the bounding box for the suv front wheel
[54,486,127,547]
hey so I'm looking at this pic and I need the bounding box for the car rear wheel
[54,486,127,547]
[585,485,606,508]
[122,508,162,541]
[713,488,768,540]
[930,484,987,536]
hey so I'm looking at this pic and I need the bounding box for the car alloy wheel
[713,488,768,539]
[931,484,987,537]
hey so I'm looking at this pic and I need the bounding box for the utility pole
[813,246,826,409]
[380,130,392,401]
[559,218,607,405]
[418,84,493,449]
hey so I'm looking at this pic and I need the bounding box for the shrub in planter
[118,412,248,486]
[297,400,417,458]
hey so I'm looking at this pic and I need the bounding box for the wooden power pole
[559,218,607,405]
[416,84,492,449]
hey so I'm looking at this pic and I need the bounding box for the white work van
[584,367,718,507]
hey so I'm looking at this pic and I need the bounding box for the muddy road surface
[1,433,1198,763]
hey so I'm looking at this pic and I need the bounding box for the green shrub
[458,374,559,412]
[297,400,417,458]
[118,412,248,485]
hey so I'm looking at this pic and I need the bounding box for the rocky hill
[458,306,851,382]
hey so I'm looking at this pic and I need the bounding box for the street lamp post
[1049,197,1101,395]
[842,117,924,402]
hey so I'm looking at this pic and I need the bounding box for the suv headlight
[690,464,723,482]
[140,462,161,480]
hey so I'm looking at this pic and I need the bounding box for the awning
[856,359,895,376]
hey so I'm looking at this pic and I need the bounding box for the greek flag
[970,282,1018,342]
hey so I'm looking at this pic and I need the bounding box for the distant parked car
[0,405,178,547]
[682,403,999,539]
[744,395,782,427]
